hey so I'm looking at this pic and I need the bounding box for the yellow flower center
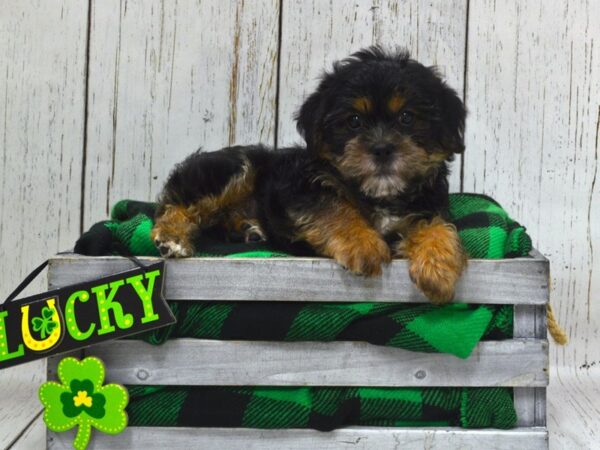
[73,390,92,408]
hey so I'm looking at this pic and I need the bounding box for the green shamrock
[31,306,58,339]
[39,356,128,450]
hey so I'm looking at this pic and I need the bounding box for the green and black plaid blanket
[135,301,513,359]
[75,193,531,430]
[77,193,531,259]
[127,386,517,430]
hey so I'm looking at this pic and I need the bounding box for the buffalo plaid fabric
[74,193,531,430]
[126,385,517,430]
[448,193,531,258]
[134,301,513,359]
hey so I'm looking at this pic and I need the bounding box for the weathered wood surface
[0,1,88,447]
[463,2,600,448]
[82,0,279,227]
[12,413,45,450]
[48,426,549,450]
[513,303,547,428]
[48,253,549,304]
[513,305,547,339]
[548,372,600,449]
[514,387,546,428]
[87,338,548,388]
[277,0,467,190]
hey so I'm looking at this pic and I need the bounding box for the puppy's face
[296,47,465,198]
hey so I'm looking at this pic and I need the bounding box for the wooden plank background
[0,1,89,447]
[0,1,597,448]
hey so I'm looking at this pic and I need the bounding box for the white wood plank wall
[0,1,89,447]
[463,2,600,448]
[0,1,597,448]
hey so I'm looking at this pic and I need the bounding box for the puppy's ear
[295,90,326,151]
[439,85,466,154]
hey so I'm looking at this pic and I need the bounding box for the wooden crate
[46,251,549,450]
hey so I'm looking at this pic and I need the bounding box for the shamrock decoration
[31,306,58,339]
[39,356,128,450]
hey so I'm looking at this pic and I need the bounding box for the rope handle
[547,304,568,345]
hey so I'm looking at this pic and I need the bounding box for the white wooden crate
[46,251,549,450]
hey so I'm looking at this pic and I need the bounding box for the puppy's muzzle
[371,143,395,163]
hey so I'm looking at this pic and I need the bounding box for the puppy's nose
[371,143,395,160]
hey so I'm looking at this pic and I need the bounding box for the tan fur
[151,205,198,257]
[152,159,256,256]
[387,95,406,113]
[336,137,377,179]
[187,160,255,227]
[352,97,373,113]
[294,201,391,277]
[335,137,449,198]
[399,216,467,303]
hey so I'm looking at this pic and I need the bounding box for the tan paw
[334,231,391,277]
[404,218,467,303]
[151,207,197,258]
[152,232,195,258]
[409,255,463,304]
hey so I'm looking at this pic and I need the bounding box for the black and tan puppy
[152,47,467,303]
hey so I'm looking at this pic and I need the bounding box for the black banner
[0,261,175,370]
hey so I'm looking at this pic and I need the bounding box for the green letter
[92,280,133,335]
[0,310,24,362]
[126,270,161,324]
[65,290,95,341]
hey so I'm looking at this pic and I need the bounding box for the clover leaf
[31,306,58,339]
[39,356,128,450]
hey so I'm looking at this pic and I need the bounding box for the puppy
[152,47,467,303]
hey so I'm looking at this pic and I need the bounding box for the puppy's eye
[399,111,414,125]
[348,114,362,129]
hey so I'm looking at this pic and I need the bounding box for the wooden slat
[86,338,548,387]
[48,253,549,304]
[277,0,468,191]
[83,0,279,227]
[514,303,548,427]
[514,305,545,338]
[514,387,536,427]
[48,426,549,450]
[535,387,547,427]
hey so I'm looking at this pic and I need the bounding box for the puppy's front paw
[151,206,198,258]
[404,218,466,304]
[152,234,194,258]
[409,254,463,303]
[334,231,391,277]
